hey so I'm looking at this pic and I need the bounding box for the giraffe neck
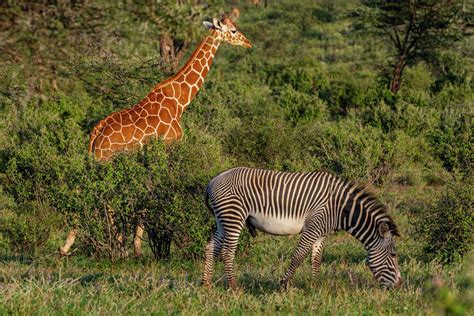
[153,32,221,117]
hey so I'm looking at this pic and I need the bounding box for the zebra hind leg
[202,230,223,288]
[220,216,245,290]
[311,236,327,277]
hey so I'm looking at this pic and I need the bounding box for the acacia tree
[359,0,469,94]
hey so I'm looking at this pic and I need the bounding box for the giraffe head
[203,14,252,48]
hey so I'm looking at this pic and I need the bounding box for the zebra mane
[345,179,400,237]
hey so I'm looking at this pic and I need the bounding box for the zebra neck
[340,196,378,249]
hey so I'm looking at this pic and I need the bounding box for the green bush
[299,119,387,181]
[1,95,233,260]
[275,85,327,126]
[141,130,233,259]
[0,205,60,255]
[417,178,474,264]
[428,110,472,176]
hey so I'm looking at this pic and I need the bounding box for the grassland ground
[1,230,471,315]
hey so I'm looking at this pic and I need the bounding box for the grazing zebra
[202,167,401,290]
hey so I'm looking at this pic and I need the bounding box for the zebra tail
[204,183,214,217]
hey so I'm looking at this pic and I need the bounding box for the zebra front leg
[311,236,327,277]
[280,217,325,290]
[202,230,223,288]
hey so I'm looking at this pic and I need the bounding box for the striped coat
[202,167,401,289]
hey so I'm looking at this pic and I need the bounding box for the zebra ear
[378,221,390,238]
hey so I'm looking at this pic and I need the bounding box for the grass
[1,232,469,315]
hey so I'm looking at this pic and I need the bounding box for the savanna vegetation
[1,0,473,314]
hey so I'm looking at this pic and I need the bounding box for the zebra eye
[390,253,397,258]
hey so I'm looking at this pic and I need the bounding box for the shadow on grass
[80,272,105,285]
[0,253,34,264]
[238,272,281,294]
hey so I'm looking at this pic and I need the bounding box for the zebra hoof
[279,280,290,291]
[227,282,239,291]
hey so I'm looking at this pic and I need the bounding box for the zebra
[202,167,401,290]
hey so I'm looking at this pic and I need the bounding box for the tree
[359,0,469,94]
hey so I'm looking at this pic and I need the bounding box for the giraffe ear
[203,21,214,30]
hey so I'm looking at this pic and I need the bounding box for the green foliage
[356,0,469,93]
[424,254,474,315]
[0,205,60,255]
[428,110,473,176]
[0,0,472,272]
[417,178,474,264]
[141,131,233,259]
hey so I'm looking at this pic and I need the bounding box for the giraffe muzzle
[244,40,252,48]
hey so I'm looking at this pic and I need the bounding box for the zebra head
[366,220,401,288]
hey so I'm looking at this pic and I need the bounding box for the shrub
[1,95,233,260]
[275,85,327,126]
[141,130,234,259]
[428,110,472,176]
[417,178,474,264]
[299,119,387,181]
[0,204,60,255]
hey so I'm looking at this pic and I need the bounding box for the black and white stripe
[202,167,401,289]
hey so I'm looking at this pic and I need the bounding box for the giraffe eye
[231,30,237,34]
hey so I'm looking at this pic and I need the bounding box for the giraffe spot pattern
[159,107,172,124]
[162,98,177,117]
[186,70,199,83]
[90,34,221,161]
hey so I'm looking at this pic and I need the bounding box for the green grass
[1,233,470,315]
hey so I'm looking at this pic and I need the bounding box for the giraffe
[59,14,252,257]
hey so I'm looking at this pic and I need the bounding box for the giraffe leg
[133,223,145,257]
[202,229,224,287]
[311,236,327,277]
[280,216,325,290]
[59,229,77,256]
[107,206,128,259]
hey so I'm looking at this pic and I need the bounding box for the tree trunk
[389,55,406,94]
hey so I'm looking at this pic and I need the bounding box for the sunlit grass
[1,233,469,315]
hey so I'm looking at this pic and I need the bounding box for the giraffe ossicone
[89,14,252,162]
